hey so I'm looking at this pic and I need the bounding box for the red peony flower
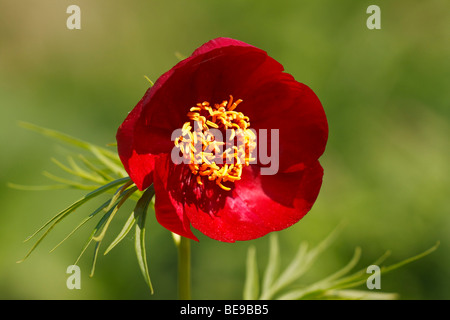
[116,37,328,242]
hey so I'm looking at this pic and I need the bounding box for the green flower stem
[176,235,191,300]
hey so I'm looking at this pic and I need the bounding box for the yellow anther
[228,99,243,111]
[216,181,231,191]
[174,95,256,191]
[187,112,199,119]
[206,120,219,128]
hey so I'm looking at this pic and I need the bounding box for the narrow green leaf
[8,182,70,191]
[303,224,344,266]
[72,205,115,267]
[49,198,112,253]
[104,210,136,255]
[24,177,129,242]
[89,146,127,178]
[89,241,102,278]
[104,180,134,212]
[260,225,344,299]
[78,154,114,182]
[92,185,137,242]
[276,247,362,300]
[379,241,439,274]
[329,242,439,292]
[322,250,391,291]
[320,246,362,284]
[19,122,119,161]
[51,157,104,184]
[134,187,155,294]
[261,234,280,298]
[77,192,134,275]
[299,242,440,300]
[243,246,259,300]
[324,289,398,300]
[67,156,90,177]
[174,52,187,61]
[42,171,100,191]
[50,183,135,254]
[19,121,124,179]
[17,177,131,263]
[88,191,138,278]
[143,75,154,86]
[263,241,308,299]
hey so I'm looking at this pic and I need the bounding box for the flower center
[174,95,256,191]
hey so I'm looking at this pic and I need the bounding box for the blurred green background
[1,0,449,300]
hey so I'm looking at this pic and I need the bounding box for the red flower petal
[190,37,254,56]
[182,163,324,242]
[130,38,284,157]
[153,154,198,241]
[156,157,324,242]
[116,37,328,241]
[116,92,155,190]
[116,39,250,189]
[240,73,328,171]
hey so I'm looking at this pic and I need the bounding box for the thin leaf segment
[16,125,157,293]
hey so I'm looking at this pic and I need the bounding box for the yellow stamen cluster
[174,95,256,191]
